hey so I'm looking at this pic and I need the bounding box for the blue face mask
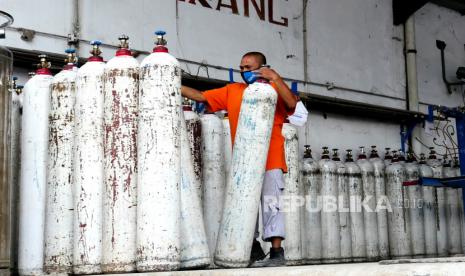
[241,70,258,84]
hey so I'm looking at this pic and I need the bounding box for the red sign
[178,0,288,27]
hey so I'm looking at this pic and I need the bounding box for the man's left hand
[255,67,280,82]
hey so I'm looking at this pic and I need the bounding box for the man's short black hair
[243,52,267,66]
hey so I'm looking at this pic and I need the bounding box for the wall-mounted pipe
[405,17,419,112]
[436,40,465,94]
[303,0,308,86]
[68,0,80,48]
[302,0,309,141]
[404,16,422,155]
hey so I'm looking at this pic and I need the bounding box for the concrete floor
[2,258,465,275]
[104,258,465,276]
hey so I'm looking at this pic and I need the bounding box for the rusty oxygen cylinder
[102,35,139,273]
[44,48,78,274]
[73,41,106,274]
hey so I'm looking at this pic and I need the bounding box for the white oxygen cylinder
[137,31,182,271]
[44,49,77,274]
[319,147,340,263]
[419,153,437,257]
[73,41,105,274]
[386,151,412,259]
[9,80,22,272]
[102,35,139,273]
[384,148,393,167]
[333,149,351,263]
[179,112,211,269]
[443,157,462,255]
[357,146,379,261]
[281,123,302,265]
[201,112,225,267]
[18,55,53,276]
[214,79,277,268]
[223,114,232,183]
[184,101,203,199]
[427,148,447,257]
[345,150,367,262]
[404,152,425,258]
[301,145,321,264]
[8,77,20,200]
[454,158,465,254]
[369,146,389,259]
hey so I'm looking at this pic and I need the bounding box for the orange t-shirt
[203,82,294,173]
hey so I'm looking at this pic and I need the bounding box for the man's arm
[181,85,207,102]
[257,68,297,110]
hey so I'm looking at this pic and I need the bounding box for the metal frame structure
[419,105,465,223]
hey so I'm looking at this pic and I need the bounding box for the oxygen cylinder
[404,152,425,258]
[9,78,21,192]
[386,151,412,259]
[281,123,302,265]
[214,77,277,268]
[454,158,465,250]
[333,149,351,263]
[384,148,392,167]
[137,31,181,271]
[44,49,78,274]
[18,55,53,276]
[223,113,232,182]
[419,153,437,257]
[200,112,225,267]
[427,148,447,257]
[73,41,105,274]
[454,158,465,254]
[369,146,389,259]
[8,80,22,272]
[301,145,321,264]
[179,113,211,269]
[357,146,379,261]
[443,157,462,255]
[102,35,139,273]
[183,99,203,200]
[345,150,367,262]
[456,157,462,177]
[317,147,340,263]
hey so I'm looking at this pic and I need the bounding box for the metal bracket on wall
[0,10,13,39]
[229,68,234,83]
[436,40,465,94]
[400,119,424,153]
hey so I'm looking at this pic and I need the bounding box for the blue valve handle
[90,40,102,46]
[16,85,24,89]
[65,48,76,54]
[155,30,166,36]
[12,76,18,81]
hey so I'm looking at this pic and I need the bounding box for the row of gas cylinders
[289,145,465,265]
[10,32,465,275]
[10,32,281,275]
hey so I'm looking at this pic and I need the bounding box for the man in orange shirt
[181,52,297,267]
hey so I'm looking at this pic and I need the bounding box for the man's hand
[255,67,280,82]
[256,68,297,111]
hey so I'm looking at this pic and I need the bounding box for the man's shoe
[249,247,285,267]
[250,239,266,264]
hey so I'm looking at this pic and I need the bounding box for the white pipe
[405,16,419,113]
[404,16,422,155]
